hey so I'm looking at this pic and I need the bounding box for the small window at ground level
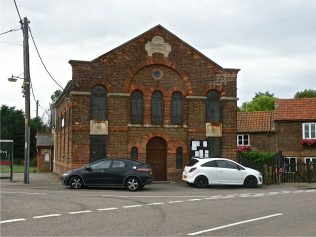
[305,157,316,165]
[284,157,297,172]
[176,147,183,169]
[237,134,250,146]
[131,147,138,160]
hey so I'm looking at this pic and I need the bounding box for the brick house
[53,25,239,181]
[237,98,316,170]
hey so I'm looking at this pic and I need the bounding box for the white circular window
[152,70,163,79]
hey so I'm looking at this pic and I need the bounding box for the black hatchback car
[62,159,153,191]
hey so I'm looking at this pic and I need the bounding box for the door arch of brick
[146,137,167,181]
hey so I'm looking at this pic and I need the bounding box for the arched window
[131,90,143,124]
[91,85,107,120]
[171,92,183,125]
[206,90,221,122]
[131,147,138,160]
[151,91,164,125]
[176,147,183,169]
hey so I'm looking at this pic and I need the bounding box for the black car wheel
[244,176,258,188]
[69,176,83,189]
[126,177,140,191]
[194,175,208,188]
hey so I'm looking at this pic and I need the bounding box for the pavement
[1,172,316,190]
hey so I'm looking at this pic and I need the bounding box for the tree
[294,89,316,98]
[240,91,276,112]
[0,105,24,162]
[0,105,49,164]
[50,89,62,104]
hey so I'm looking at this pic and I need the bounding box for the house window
[131,147,138,160]
[305,157,316,165]
[237,134,250,146]
[284,157,297,173]
[206,90,221,123]
[171,92,183,125]
[131,90,143,124]
[303,123,316,139]
[151,91,164,125]
[176,147,183,169]
[91,85,107,120]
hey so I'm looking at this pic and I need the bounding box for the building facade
[53,25,239,181]
[237,98,316,170]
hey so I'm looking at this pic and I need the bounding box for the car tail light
[189,167,197,173]
[137,167,152,175]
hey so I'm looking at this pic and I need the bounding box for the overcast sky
[1,0,315,120]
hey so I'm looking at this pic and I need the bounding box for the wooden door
[146,137,167,181]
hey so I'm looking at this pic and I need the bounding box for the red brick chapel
[53,25,240,181]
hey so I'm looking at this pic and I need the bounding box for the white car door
[200,160,218,184]
[215,160,243,184]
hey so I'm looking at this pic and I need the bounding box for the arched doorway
[146,137,167,181]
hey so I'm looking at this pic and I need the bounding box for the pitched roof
[237,111,274,133]
[275,98,316,121]
[69,25,240,72]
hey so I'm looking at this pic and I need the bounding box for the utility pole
[22,17,30,184]
[36,100,39,117]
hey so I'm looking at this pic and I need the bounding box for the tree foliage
[1,105,48,163]
[50,90,62,104]
[240,91,276,112]
[294,89,316,98]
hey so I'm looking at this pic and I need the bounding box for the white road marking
[187,199,202,202]
[188,213,283,236]
[146,202,164,206]
[122,205,143,208]
[0,218,26,224]
[168,200,184,203]
[266,192,280,195]
[101,195,208,198]
[293,190,304,193]
[97,207,118,211]
[1,191,47,195]
[68,210,92,215]
[305,189,315,192]
[252,193,265,197]
[33,214,61,219]
[280,191,292,194]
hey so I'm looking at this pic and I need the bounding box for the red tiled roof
[237,111,274,132]
[275,98,316,121]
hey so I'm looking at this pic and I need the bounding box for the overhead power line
[13,0,23,22]
[0,26,21,36]
[28,27,64,90]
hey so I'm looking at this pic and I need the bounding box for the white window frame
[302,123,316,139]
[237,134,250,146]
[304,157,316,164]
[284,157,297,173]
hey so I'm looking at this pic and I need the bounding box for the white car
[182,158,263,188]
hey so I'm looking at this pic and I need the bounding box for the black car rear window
[186,158,199,167]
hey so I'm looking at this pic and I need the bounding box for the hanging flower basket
[300,139,316,146]
[237,146,252,153]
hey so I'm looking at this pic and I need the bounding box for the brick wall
[54,26,239,181]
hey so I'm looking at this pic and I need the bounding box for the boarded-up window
[91,85,107,120]
[176,147,183,169]
[207,137,221,158]
[171,92,183,125]
[131,90,143,124]
[151,91,164,125]
[90,135,106,162]
[206,90,221,122]
[131,147,138,160]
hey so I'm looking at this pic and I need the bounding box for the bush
[239,150,275,171]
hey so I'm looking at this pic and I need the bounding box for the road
[1,178,316,236]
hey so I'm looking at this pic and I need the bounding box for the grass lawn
[0,164,37,173]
